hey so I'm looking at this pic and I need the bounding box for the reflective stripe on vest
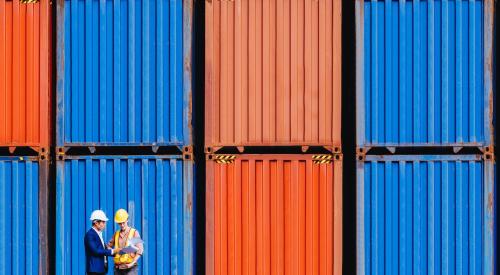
[113,228,137,265]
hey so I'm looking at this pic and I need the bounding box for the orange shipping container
[206,154,342,275]
[205,0,342,150]
[0,0,52,153]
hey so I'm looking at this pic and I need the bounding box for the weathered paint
[56,0,193,147]
[0,157,41,275]
[357,155,496,275]
[356,0,494,148]
[56,155,194,275]
[0,0,52,151]
[206,154,343,275]
[205,0,342,148]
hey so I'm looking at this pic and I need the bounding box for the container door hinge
[56,147,67,161]
[480,145,494,161]
[38,147,49,161]
[183,146,194,161]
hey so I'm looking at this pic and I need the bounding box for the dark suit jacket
[84,228,113,273]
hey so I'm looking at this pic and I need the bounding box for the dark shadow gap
[342,0,356,274]
[58,146,183,156]
[0,147,39,156]
[192,0,206,273]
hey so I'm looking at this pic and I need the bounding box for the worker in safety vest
[107,209,143,274]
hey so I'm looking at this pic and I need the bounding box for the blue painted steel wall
[356,0,494,148]
[56,0,193,147]
[357,155,496,275]
[56,156,194,275]
[0,157,39,275]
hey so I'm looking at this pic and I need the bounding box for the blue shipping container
[357,154,496,275]
[0,157,40,275]
[355,0,494,148]
[56,155,194,275]
[56,0,194,148]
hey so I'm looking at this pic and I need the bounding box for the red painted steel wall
[206,154,342,275]
[205,0,342,149]
[0,0,52,152]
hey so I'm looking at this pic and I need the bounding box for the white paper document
[119,237,144,254]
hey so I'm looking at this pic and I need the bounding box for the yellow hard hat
[114,209,129,223]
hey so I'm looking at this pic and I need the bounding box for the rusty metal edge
[355,0,365,153]
[184,0,194,147]
[38,159,51,275]
[483,158,495,275]
[484,0,495,148]
[55,0,65,147]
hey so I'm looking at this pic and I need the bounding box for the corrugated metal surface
[56,0,193,147]
[56,155,194,275]
[0,0,52,150]
[0,157,40,275]
[355,0,494,148]
[357,155,496,275]
[206,154,342,275]
[205,0,342,148]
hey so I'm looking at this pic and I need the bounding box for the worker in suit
[84,210,122,275]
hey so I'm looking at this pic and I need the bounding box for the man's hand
[113,247,122,255]
[118,263,134,269]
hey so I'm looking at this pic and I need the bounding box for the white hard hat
[89,210,109,222]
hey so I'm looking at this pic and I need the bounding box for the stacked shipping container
[0,0,52,154]
[356,1,496,274]
[205,0,342,150]
[0,157,50,275]
[56,0,193,150]
[206,154,343,275]
[205,1,343,274]
[357,155,495,274]
[356,0,494,150]
[54,0,195,274]
[0,0,52,274]
[56,156,194,274]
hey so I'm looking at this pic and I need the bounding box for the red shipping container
[0,0,52,153]
[206,154,342,275]
[205,0,342,150]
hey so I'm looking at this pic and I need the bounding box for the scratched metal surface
[56,0,193,147]
[356,0,494,149]
[357,154,495,275]
[55,155,194,275]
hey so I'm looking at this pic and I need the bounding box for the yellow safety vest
[113,228,137,265]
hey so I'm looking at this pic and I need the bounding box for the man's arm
[107,235,115,249]
[133,231,143,260]
[118,230,143,269]
[85,233,115,257]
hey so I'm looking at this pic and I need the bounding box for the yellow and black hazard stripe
[214,155,236,164]
[312,154,333,164]
[20,0,39,4]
